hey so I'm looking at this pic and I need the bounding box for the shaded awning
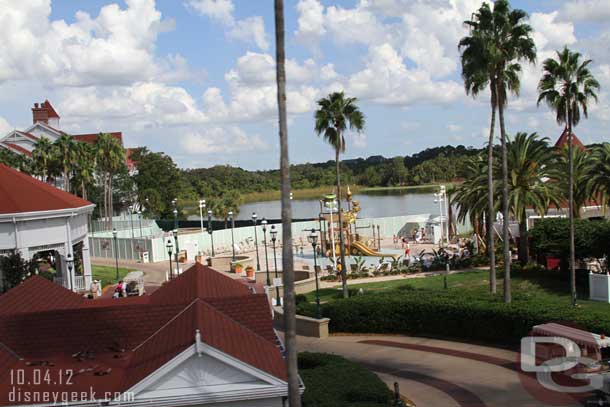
[531,323,610,349]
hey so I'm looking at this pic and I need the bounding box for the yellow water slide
[350,241,398,259]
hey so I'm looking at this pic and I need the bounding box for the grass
[304,269,610,313]
[92,264,131,287]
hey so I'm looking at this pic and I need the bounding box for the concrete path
[297,335,585,407]
[91,257,194,287]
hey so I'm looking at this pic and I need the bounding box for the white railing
[74,276,86,291]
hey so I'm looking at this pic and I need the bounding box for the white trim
[23,122,63,137]
[0,204,95,222]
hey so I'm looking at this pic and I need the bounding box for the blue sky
[0,0,608,170]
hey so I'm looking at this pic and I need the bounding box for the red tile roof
[0,276,83,316]
[1,142,32,157]
[0,163,93,214]
[15,131,39,141]
[42,100,60,119]
[0,265,285,405]
[555,128,586,151]
[72,131,123,145]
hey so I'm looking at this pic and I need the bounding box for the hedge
[299,352,395,407]
[312,289,610,345]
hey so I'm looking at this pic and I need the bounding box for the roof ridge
[131,299,200,352]
[0,340,20,360]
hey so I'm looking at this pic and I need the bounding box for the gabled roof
[72,131,123,144]
[16,131,38,141]
[0,143,31,156]
[42,99,60,119]
[0,163,93,215]
[555,128,586,151]
[0,264,285,405]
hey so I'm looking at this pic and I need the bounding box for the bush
[310,289,610,345]
[299,352,393,407]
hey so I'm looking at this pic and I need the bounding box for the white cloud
[559,0,610,23]
[0,0,184,86]
[180,126,267,154]
[352,132,367,148]
[0,117,12,134]
[294,0,326,47]
[530,12,576,51]
[447,124,461,132]
[187,0,269,50]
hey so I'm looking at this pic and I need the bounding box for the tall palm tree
[71,142,96,200]
[452,156,490,241]
[537,46,600,306]
[590,143,610,209]
[31,136,55,182]
[274,1,300,405]
[94,133,125,230]
[54,134,76,192]
[554,145,595,218]
[463,0,536,303]
[314,91,365,298]
[504,133,561,264]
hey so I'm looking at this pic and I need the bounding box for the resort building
[0,163,94,292]
[0,263,292,407]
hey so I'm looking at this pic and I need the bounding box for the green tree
[590,143,610,208]
[505,133,561,264]
[461,0,536,303]
[31,136,56,182]
[71,142,96,200]
[94,133,125,229]
[314,91,365,298]
[0,250,35,293]
[452,156,490,240]
[0,148,31,173]
[54,134,76,192]
[537,46,600,306]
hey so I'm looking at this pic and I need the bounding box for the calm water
[234,190,442,220]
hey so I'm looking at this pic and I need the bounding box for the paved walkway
[91,257,193,287]
[296,335,586,407]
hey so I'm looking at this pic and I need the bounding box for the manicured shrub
[299,352,393,407]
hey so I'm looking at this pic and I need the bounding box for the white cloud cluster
[559,0,610,23]
[180,126,267,154]
[0,117,12,134]
[186,0,269,50]
[0,0,185,87]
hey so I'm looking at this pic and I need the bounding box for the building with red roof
[554,127,586,151]
[0,101,134,180]
[0,263,294,406]
[0,163,95,292]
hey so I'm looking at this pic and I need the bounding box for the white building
[0,163,95,291]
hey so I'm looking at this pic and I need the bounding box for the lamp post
[112,228,119,282]
[137,210,143,237]
[434,185,449,247]
[207,210,215,256]
[261,218,270,287]
[323,195,337,269]
[166,238,173,280]
[228,211,236,262]
[66,252,74,291]
[199,199,206,254]
[172,229,179,276]
[307,228,321,319]
[270,225,280,306]
[128,205,135,239]
[252,213,261,271]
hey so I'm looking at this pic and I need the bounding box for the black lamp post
[66,252,74,291]
[112,228,119,281]
[307,228,321,319]
[166,238,173,280]
[228,211,236,262]
[207,209,215,256]
[252,212,261,271]
[172,229,179,276]
[270,225,280,306]
[261,218,270,286]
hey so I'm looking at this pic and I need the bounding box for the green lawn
[91,264,131,287]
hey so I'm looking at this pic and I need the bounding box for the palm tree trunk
[108,174,114,230]
[103,174,109,230]
[518,207,528,265]
[487,98,497,294]
[497,92,511,303]
[568,117,576,306]
[274,1,300,405]
[335,148,348,298]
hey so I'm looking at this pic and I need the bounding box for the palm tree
[31,136,55,182]
[94,133,125,230]
[274,1,300,405]
[71,142,96,200]
[54,134,76,192]
[554,145,594,218]
[504,133,561,264]
[537,46,600,306]
[462,0,536,303]
[590,144,610,208]
[314,91,365,298]
[453,156,490,240]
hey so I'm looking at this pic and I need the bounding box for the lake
[234,189,442,220]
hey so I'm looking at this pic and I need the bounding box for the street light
[307,228,321,319]
[434,185,449,247]
[261,218,270,287]
[166,238,174,280]
[199,199,206,255]
[270,225,280,306]
[112,228,119,281]
[172,229,179,276]
[207,209,215,256]
[66,252,74,291]
[228,211,236,262]
[252,213,261,271]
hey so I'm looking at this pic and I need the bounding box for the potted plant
[245,265,255,278]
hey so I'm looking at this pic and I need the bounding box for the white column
[82,238,92,288]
